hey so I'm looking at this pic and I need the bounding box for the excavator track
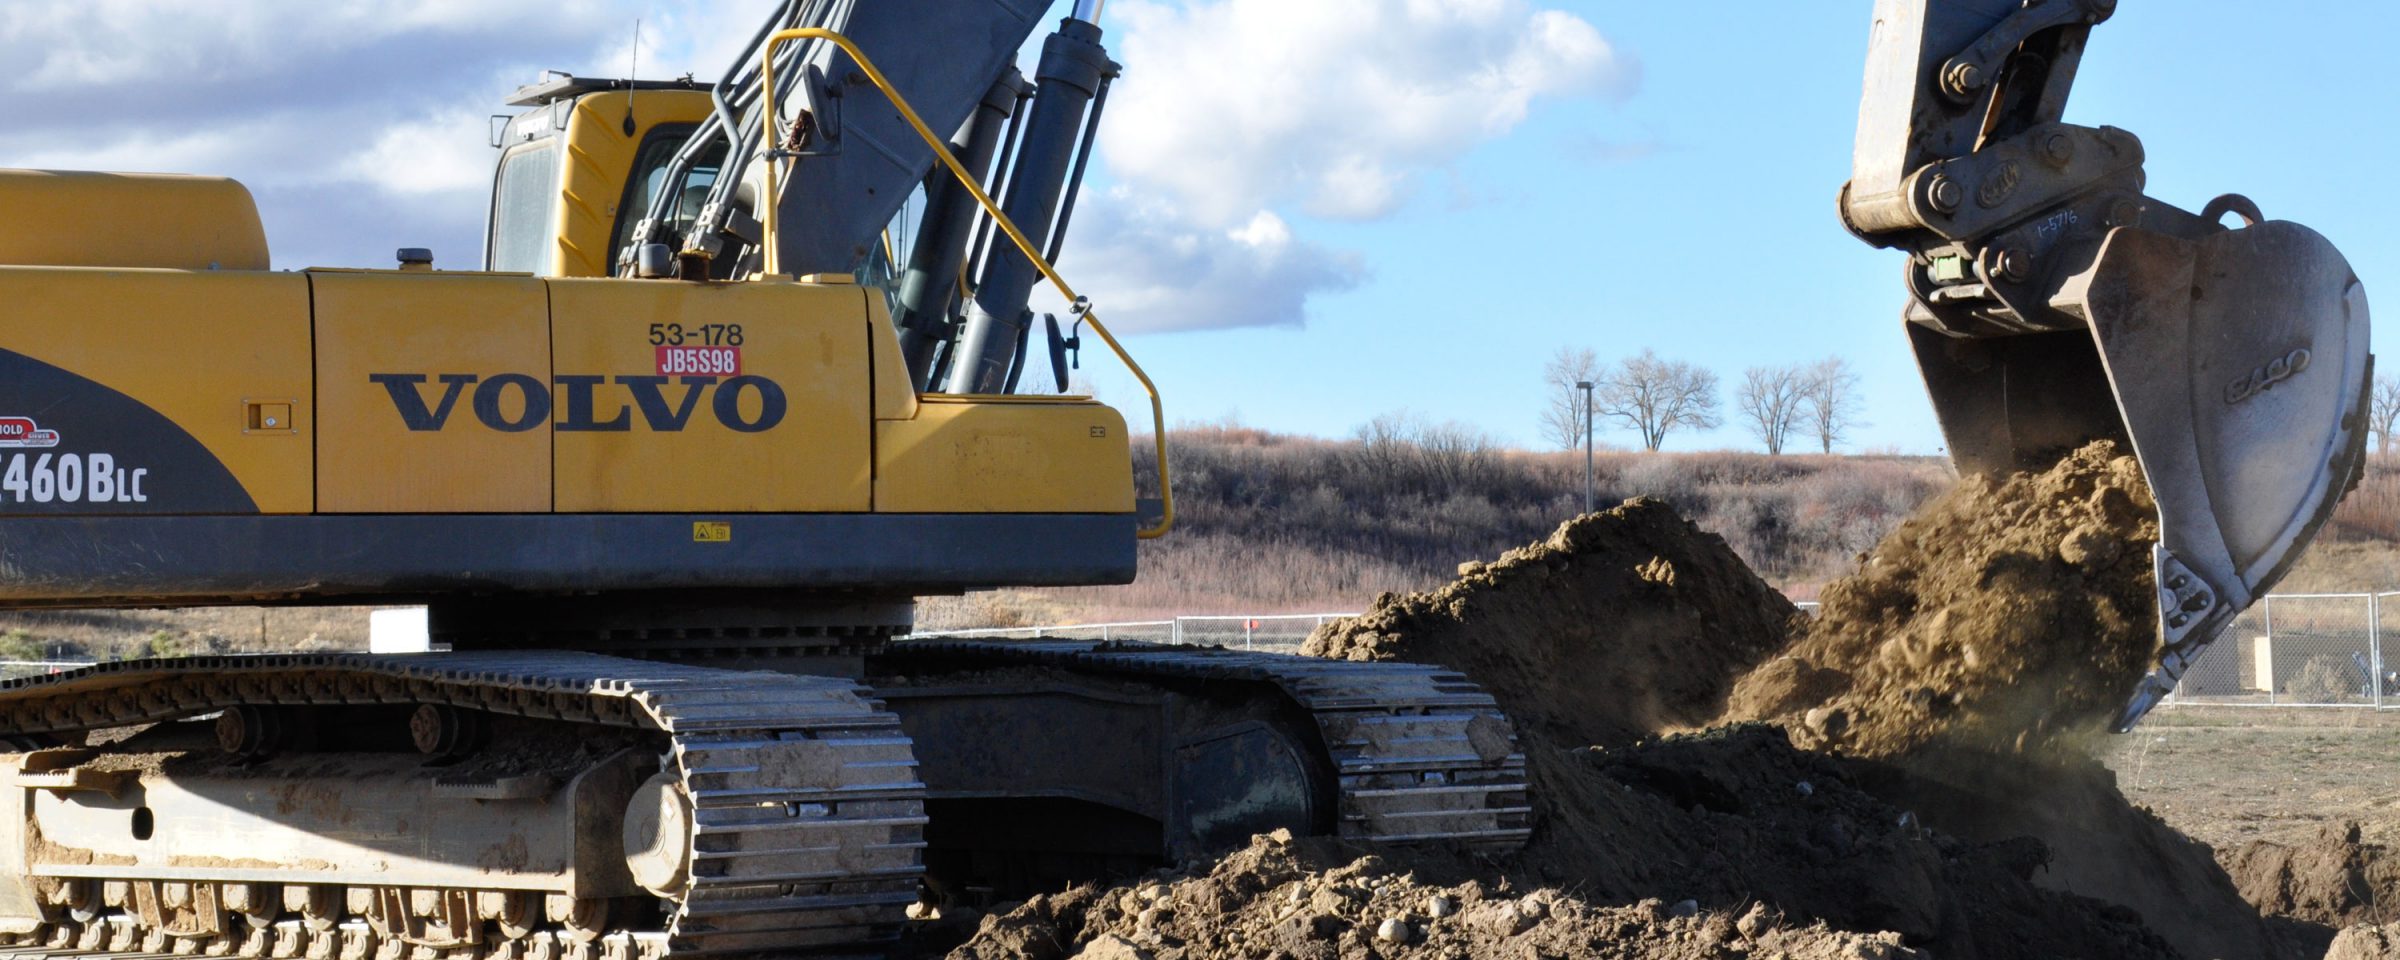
[884,639,1534,847]
[0,642,1529,960]
[0,652,926,960]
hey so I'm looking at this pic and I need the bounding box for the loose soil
[952,829,1921,960]
[1301,497,1801,748]
[953,449,2321,959]
[2223,821,2400,931]
[1723,440,2162,756]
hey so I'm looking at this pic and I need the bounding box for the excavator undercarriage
[0,639,1529,959]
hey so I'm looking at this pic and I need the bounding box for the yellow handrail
[761,27,1173,540]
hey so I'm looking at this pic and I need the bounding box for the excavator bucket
[1912,218,2371,729]
[1842,0,2374,730]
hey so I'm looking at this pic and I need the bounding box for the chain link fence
[2167,593,2398,708]
[1,595,2396,707]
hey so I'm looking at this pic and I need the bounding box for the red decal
[655,346,742,377]
[0,417,59,448]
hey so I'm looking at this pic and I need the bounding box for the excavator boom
[1842,0,2372,729]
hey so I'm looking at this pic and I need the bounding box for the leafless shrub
[1068,424,1958,626]
[2285,655,2363,704]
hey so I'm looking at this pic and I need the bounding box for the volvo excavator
[0,0,2369,956]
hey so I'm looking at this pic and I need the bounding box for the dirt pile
[954,448,2326,959]
[2328,922,2400,960]
[1302,498,1799,748]
[2224,822,2400,930]
[952,829,1918,960]
[1516,725,2179,959]
[1723,440,2161,756]
[948,726,2177,959]
[1855,746,2306,960]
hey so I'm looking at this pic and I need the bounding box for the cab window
[487,141,561,274]
[609,126,726,269]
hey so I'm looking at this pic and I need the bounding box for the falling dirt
[1302,497,1800,748]
[1723,440,2162,756]
[954,442,2353,959]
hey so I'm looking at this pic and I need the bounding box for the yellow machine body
[0,162,1136,607]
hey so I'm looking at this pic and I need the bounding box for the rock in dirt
[1067,934,1150,960]
[1723,440,2161,756]
[1304,497,1800,748]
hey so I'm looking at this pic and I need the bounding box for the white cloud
[344,109,516,197]
[0,0,781,269]
[1057,0,1628,333]
[1042,190,1364,333]
[1099,0,1633,227]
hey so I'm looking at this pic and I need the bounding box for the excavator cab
[1841,0,2372,728]
[482,76,726,279]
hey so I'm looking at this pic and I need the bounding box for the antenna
[622,19,642,136]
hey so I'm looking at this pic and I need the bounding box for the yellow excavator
[0,0,2368,957]
[0,3,1530,956]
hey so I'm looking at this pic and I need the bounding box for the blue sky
[1048,0,2400,455]
[5,1,2389,456]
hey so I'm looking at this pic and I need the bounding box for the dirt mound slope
[2329,922,2400,960]
[1724,440,2160,756]
[1303,497,1798,748]
[951,829,1919,960]
[956,450,2336,959]
[951,726,2180,960]
[1517,725,2176,960]
[1855,745,2308,960]
[2224,821,2400,930]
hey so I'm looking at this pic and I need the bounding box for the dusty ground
[0,606,366,661]
[2100,706,2400,851]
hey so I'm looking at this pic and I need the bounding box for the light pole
[1576,380,1595,514]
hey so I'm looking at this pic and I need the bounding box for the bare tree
[1538,347,1601,451]
[1597,349,1722,452]
[1799,357,1865,454]
[2373,373,2400,459]
[1737,364,1810,455]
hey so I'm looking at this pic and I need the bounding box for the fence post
[1244,620,1254,652]
[2264,597,2277,704]
[2375,592,2385,709]
[1172,617,1183,645]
